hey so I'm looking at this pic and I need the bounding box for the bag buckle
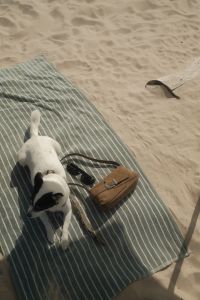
[105,179,118,189]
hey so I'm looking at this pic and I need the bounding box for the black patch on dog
[34,172,43,190]
[34,192,63,211]
[31,172,43,203]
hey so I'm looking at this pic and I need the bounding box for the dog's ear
[52,193,64,203]
[34,172,43,191]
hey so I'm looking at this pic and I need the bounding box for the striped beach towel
[0,56,187,300]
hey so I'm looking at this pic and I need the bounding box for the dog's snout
[27,211,32,218]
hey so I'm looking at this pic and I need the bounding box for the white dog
[18,110,72,250]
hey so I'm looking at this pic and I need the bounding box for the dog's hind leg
[60,200,72,250]
[52,140,62,156]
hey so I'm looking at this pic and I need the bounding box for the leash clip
[105,179,118,189]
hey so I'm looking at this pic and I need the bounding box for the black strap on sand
[61,152,120,168]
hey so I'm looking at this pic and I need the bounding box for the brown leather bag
[89,165,139,211]
[61,153,139,211]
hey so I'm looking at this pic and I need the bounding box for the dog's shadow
[9,126,32,220]
[6,216,183,300]
[6,218,151,300]
[10,162,32,220]
[23,127,30,143]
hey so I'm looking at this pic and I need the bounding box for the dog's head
[27,172,68,218]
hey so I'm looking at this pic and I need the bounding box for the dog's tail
[30,110,41,137]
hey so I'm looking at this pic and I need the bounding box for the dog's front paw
[47,230,55,244]
[60,236,70,250]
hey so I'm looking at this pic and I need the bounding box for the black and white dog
[18,110,71,250]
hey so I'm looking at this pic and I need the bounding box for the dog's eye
[34,202,43,211]
[34,192,57,211]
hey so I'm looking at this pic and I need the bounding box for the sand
[0,0,200,299]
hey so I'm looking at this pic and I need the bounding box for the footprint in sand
[50,33,69,41]
[49,33,69,45]
[71,17,102,26]
[49,32,69,42]
[105,57,118,66]
[50,8,64,23]
[0,17,15,28]
[135,0,160,11]
[18,3,39,18]
[115,28,131,34]
[101,40,114,46]
[58,60,92,71]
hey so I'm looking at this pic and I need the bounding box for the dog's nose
[27,211,32,218]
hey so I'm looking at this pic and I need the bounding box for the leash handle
[61,152,120,168]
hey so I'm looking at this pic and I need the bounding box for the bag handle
[61,152,120,168]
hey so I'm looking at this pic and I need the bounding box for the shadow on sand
[4,160,196,300]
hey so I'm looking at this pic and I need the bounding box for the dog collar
[45,170,56,176]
